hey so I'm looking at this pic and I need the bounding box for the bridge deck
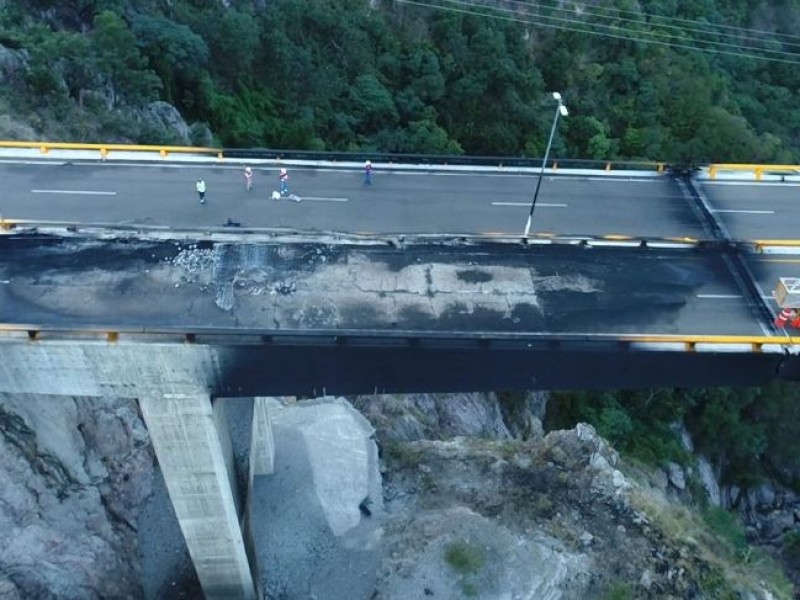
[0,236,767,338]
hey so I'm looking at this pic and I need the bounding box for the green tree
[348,73,398,133]
[132,15,208,105]
[92,10,160,107]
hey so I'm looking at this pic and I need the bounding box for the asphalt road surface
[699,180,800,241]
[0,161,709,238]
[0,237,769,336]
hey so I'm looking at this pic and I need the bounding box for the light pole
[524,92,568,237]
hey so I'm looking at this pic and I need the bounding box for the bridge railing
[0,140,221,160]
[0,139,665,171]
[706,163,800,180]
[0,324,794,354]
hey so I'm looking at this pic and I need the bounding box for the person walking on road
[244,167,254,191]
[196,179,207,204]
[364,160,372,186]
[279,168,289,196]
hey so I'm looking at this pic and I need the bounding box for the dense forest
[2,0,800,164]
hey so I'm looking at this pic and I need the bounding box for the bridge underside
[197,342,800,394]
[1,340,797,398]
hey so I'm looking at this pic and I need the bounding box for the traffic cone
[775,307,795,328]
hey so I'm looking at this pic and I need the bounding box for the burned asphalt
[0,236,766,336]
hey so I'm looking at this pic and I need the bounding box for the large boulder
[131,100,192,144]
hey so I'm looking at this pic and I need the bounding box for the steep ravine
[0,392,796,598]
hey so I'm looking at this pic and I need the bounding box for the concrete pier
[140,394,255,599]
[0,343,258,599]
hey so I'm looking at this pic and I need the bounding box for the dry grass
[629,487,794,599]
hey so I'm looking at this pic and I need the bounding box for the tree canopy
[1,0,800,162]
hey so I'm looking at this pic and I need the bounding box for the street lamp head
[559,104,569,117]
[552,91,562,101]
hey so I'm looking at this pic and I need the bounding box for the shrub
[444,540,484,574]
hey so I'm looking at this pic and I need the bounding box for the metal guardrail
[707,163,800,180]
[0,140,221,160]
[0,139,665,171]
[9,140,800,178]
[0,217,706,248]
[0,324,794,353]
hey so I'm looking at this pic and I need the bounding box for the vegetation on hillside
[546,383,800,492]
[1,0,800,163]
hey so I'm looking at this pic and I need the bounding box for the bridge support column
[241,396,277,598]
[249,396,276,481]
[139,393,256,600]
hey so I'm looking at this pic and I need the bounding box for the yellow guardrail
[707,163,800,181]
[0,140,222,160]
[0,326,794,350]
[620,333,795,353]
[752,239,800,252]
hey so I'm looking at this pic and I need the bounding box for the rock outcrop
[0,43,28,84]
[0,394,153,599]
[353,391,546,443]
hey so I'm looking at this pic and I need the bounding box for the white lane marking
[704,181,800,187]
[491,201,568,207]
[0,160,68,165]
[697,294,742,299]
[583,177,659,183]
[711,209,774,214]
[301,196,349,202]
[31,189,117,196]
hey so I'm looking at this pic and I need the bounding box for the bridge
[2,142,800,598]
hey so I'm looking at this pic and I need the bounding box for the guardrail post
[552,161,558,171]
[39,145,48,154]
[657,163,664,173]
[100,147,108,161]
[755,167,763,181]
[159,149,168,158]
[709,165,717,179]
[217,152,224,160]
[605,162,612,171]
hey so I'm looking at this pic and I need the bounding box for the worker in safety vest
[279,168,289,196]
[196,179,207,204]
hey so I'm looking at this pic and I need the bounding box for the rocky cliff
[0,391,796,599]
[0,394,152,599]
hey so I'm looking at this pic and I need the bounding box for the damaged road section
[0,235,764,336]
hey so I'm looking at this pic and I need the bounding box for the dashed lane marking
[703,181,800,187]
[696,294,742,299]
[490,201,568,207]
[711,209,774,214]
[301,196,349,202]
[31,189,117,196]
